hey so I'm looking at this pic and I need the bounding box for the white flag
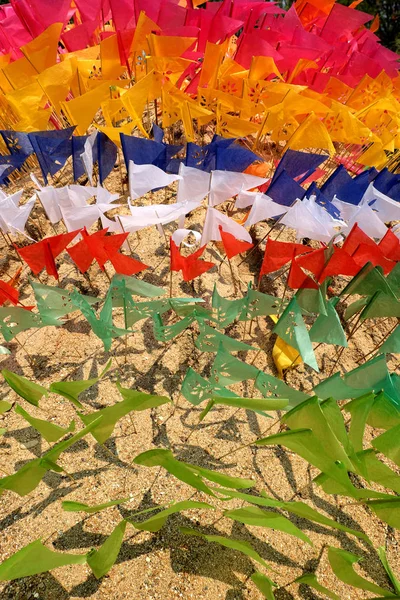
[80,132,97,185]
[119,199,199,233]
[129,160,182,200]
[246,194,287,227]
[0,189,24,208]
[235,190,259,209]
[281,200,333,243]
[361,184,400,223]
[345,203,388,240]
[172,228,202,247]
[209,170,267,207]
[61,200,121,232]
[331,195,359,221]
[201,206,252,245]
[176,164,211,204]
[0,195,35,237]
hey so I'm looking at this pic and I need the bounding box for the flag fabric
[170,239,214,282]
[201,207,252,246]
[16,231,80,279]
[260,238,314,278]
[209,170,267,207]
[128,161,182,200]
[218,225,253,259]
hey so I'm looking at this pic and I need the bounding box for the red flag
[318,247,360,282]
[67,229,110,272]
[352,243,396,275]
[378,229,400,262]
[342,223,376,256]
[288,253,318,289]
[295,247,328,279]
[170,239,214,282]
[219,225,253,259]
[259,238,314,277]
[0,280,19,306]
[107,251,148,276]
[17,231,80,279]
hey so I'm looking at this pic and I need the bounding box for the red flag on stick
[17,231,80,279]
[317,246,360,282]
[170,239,214,282]
[218,225,253,259]
[352,243,396,275]
[0,280,19,306]
[378,229,400,262]
[342,223,376,256]
[288,253,319,289]
[259,238,314,277]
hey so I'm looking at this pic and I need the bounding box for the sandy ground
[0,158,399,600]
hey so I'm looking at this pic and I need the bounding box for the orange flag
[20,23,62,73]
[37,57,77,114]
[61,82,112,135]
[286,112,335,155]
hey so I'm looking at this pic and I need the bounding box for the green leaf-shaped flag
[180,527,271,570]
[195,321,255,353]
[378,546,400,595]
[273,297,319,371]
[296,287,327,317]
[128,501,214,532]
[71,289,129,352]
[378,325,400,356]
[212,283,249,328]
[366,498,400,530]
[32,281,98,325]
[328,547,397,597]
[153,313,195,343]
[111,274,165,298]
[309,297,348,347]
[0,306,57,342]
[373,424,400,467]
[0,400,12,414]
[244,288,283,319]
[79,384,170,443]
[0,418,102,496]
[341,263,395,299]
[255,371,310,410]
[387,263,400,298]
[357,449,400,493]
[295,573,339,600]
[2,369,48,406]
[50,359,112,408]
[210,343,259,387]
[251,572,277,599]
[15,404,75,443]
[0,540,86,581]
[133,448,254,497]
[225,505,312,545]
[87,519,127,579]
[62,498,129,513]
[181,367,239,406]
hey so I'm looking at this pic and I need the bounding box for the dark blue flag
[337,169,376,206]
[320,165,353,201]
[72,135,89,181]
[0,130,34,157]
[272,149,328,185]
[28,126,75,184]
[267,169,306,207]
[373,168,400,200]
[97,131,117,183]
[216,143,261,172]
[120,133,182,173]
[306,182,341,219]
[152,123,164,144]
[0,154,27,185]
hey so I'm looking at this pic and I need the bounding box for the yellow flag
[100,34,126,80]
[199,41,228,89]
[249,56,282,81]
[120,70,160,124]
[101,92,128,127]
[269,315,302,378]
[287,58,319,84]
[14,108,52,132]
[61,82,112,134]
[96,124,134,146]
[147,34,196,58]
[2,56,37,89]
[287,112,335,154]
[37,57,77,114]
[5,81,47,121]
[216,105,259,138]
[357,142,387,169]
[20,23,62,73]
[324,102,375,145]
[131,11,160,80]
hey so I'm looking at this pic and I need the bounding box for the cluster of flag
[0,0,397,182]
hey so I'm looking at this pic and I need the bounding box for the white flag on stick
[80,132,97,185]
[129,160,182,200]
[0,195,35,237]
[345,203,388,240]
[201,206,252,245]
[119,199,199,233]
[209,171,267,207]
[361,183,400,223]
[176,164,211,204]
[281,200,334,243]
[245,194,287,227]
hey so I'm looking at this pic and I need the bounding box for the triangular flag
[218,225,253,259]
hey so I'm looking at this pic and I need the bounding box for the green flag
[378,325,400,356]
[153,313,195,342]
[255,371,310,409]
[181,367,239,406]
[386,263,400,299]
[212,283,248,328]
[360,291,400,321]
[15,404,75,443]
[49,359,112,408]
[195,321,255,353]
[0,307,55,342]
[341,263,395,298]
[210,343,259,387]
[2,369,48,406]
[273,297,319,371]
[111,274,165,297]
[71,289,130,352]
[309,297,348,347]
[32,281,98,325]
[296,287,327,316]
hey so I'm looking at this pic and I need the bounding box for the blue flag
[28,127,75,184]
[97,131,117,183]
[216,143,261,172]
[267,169,306,207]
[374,168,400,201]
[72,135,91,181]
[272,149,328,185]
[320,165,353,201]
[306,182,341,219]
[337,169,377,206]
[0,154,27,184]
[0,130,34,157]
